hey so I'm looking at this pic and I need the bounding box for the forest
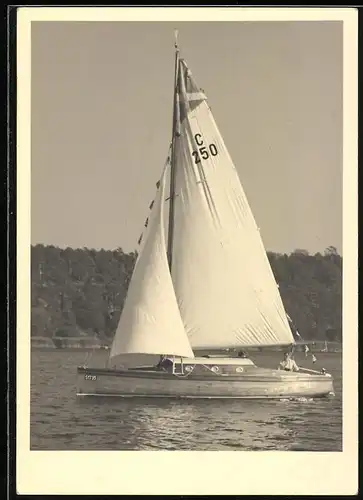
[31,244,342,346]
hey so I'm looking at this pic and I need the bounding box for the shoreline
[31,346,342,353]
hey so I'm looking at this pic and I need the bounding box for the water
[31,349,342,451]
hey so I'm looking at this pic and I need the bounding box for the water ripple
[31,350,342,451]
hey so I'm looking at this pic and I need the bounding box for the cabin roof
[166,356,255,366]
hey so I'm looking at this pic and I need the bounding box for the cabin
[152,355,258,376]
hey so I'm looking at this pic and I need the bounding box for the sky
[31,20,342,255]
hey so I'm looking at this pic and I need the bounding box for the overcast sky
[31,20,342,254]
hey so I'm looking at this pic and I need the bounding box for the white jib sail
[109,162,194,359]
[171,58,294,349]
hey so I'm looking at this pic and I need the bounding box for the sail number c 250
[191,133,218,164]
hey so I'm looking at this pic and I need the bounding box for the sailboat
[77,36,334,399]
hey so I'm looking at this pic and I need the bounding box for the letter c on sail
[195,133,203,146]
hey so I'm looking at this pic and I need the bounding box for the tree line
[31,244,342,344]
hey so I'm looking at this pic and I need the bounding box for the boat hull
[77,366,334,399]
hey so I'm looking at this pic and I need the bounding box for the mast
[167,30,180,271]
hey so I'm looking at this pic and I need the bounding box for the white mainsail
[171,58,294,349]
[109,162,194,359]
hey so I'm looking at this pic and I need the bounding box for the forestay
[109,163,194,359]
[171,58,294,349]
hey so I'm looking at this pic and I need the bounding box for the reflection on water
[31,350,342,451]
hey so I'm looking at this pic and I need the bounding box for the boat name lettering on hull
[192,133,218,164]
[84,374,97,381]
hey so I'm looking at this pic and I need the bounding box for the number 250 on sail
[192,133,218,164]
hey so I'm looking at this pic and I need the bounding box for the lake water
[31,349,342,451]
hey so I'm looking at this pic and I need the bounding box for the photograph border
[15,6,358,496]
